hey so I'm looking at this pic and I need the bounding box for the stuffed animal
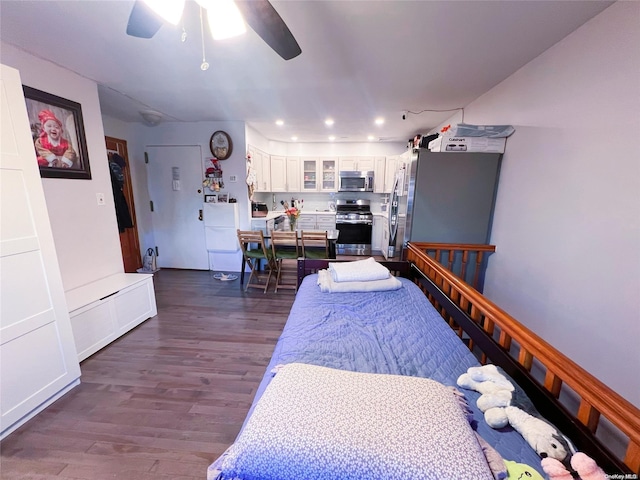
[504,460,545,480]
[457,365,573,464]
[541,452,606,480]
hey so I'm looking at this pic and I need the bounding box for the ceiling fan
[126,0,301,61]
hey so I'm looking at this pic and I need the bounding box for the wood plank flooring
[0,269,295,479]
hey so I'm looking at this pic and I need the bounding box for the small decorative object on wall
[209,130,232,160]
[217,193,229,203]
[23,86,91,180]
[204,195,218,203]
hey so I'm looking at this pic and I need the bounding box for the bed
[208,242,640,480]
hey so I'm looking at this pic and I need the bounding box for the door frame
[105,136,142,272]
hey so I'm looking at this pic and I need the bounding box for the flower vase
[289,216,297,231]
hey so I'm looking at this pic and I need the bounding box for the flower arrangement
[281,199,303,230]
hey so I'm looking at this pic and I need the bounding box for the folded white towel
[328,257,391,283]
[318,269,402,293]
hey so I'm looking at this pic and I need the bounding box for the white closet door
[0,64,80,439]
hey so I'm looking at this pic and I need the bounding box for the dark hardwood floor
[0,269,295,479]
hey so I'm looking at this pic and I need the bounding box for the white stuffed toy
[457,364,573,464]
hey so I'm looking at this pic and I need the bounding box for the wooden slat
[577,400,601,433]
[626,442,640,474]
[544,371,563,398]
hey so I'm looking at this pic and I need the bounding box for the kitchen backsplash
[252,191,389,214]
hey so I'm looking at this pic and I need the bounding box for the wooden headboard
[297,246,640,475]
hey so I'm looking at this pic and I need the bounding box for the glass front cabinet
[301,158,337,192]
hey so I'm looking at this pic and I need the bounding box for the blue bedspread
[239,276,545,475]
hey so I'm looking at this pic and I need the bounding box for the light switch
[172,180,181,191]
[96,193,105,205]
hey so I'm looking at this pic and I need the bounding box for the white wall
[440,2,640,406]
[1,43,124,291]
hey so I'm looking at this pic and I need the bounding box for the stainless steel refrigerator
[386,149,502,259]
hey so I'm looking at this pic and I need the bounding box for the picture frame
[217,193,229,203]
[23,86,91,180]
[204,195,218,203]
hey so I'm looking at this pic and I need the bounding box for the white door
[146,145,209,270]
[0,65,80,438]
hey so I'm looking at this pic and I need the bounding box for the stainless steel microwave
[338,170,374,192]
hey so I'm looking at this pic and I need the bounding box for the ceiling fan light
[204,0,246,40]
[142,0,185,25]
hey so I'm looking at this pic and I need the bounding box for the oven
[335,199,372,256]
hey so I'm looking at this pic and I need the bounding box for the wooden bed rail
[407,242,495,291]
[406,242,640,475]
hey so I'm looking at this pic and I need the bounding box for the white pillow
[214,363,494,480]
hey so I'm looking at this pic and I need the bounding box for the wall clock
[209,130,233,160]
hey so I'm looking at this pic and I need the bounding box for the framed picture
[204,195,217,203]
[217,193,228,203]
[23,86,91,180]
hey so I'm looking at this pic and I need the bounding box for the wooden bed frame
[297,242,640,476]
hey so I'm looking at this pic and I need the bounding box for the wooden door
[105,136,142,273]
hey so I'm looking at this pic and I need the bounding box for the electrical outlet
[229,175,237,182]
[96,193,105,205]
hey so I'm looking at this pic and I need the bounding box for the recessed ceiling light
[367,135,375,141]
[374,117,385,126]
[291,136,298,141]
[325,118,335,127]
[328,135,336,141]
[275,119,284,126]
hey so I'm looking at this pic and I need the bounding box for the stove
[335,199,373,255]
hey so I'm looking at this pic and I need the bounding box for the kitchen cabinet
[287,157,301,192]
[338,156,375,172]
[271,155,301,192]
[373,156,386,193]
[319,158,337,191]
[301,157,319,191]
[381,220,391,259]
[249,146,271,192]
[288,213,336,231]
[384,155,399,193]
[372,215,384,252]
[270,155,287,192]
[301,158,337,192]
[316,214,336,230]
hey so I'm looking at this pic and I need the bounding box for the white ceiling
[0,0,612,144]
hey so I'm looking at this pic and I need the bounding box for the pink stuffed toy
[541,452,606,480]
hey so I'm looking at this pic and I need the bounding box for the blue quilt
[228,276,546,476]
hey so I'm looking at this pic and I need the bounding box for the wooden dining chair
[301,230,329,259]
[270,231,300,292]
[237,230,276,293]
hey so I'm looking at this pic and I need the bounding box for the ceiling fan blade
[235,0,301,60]
[126,0,164,38]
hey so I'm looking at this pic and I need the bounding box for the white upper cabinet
[286,157,301,192]
[384,155,399,193]
[373,156,386,193]
[301,157,319,191]
[301,157,337,192]
[339,156,375,172]
[271,155,301,192]
[319,158,337,192]
[270,155,287,192]
[248,146,271,192]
